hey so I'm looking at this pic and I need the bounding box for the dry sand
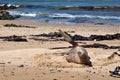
[0,20,120,80]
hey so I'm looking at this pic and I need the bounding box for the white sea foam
[49,13,120,20]
[49,13,75,18]
[8,11,50,17]
[8,11,37,17]
[8,10,120,20]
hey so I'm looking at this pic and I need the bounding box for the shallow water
[0,0,120,24]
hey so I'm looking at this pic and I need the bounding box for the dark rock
[0,4,8,10]
[89,35,107,41]
[67,32,120,41]
[4,35,27,42]
[0,63,5,64]
[31,32,62,38]
[7,62,11,64]
[14,15,21,18]
[31,31,120,42]
[0,11,15,20]
[88,33,120,41]
[82,43,120,49]
[0,4,20,10]
[110,46,120,49]
[11,71,15,76]
[94,22,104,25]
[4,24,35,28]
[18,64,24,67]
[109,66,120,77]
[72,35,88,41]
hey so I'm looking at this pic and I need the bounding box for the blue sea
[0,0,120,24]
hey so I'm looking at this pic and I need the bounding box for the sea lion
[59,29,92,67]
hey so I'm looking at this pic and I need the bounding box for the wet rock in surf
[0,11,15,20]
[0,4,21,10]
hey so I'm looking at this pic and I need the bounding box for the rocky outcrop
[0,4,21,20]
[0,10,21,20]
[0,4,20,10]
[0,11,15,20]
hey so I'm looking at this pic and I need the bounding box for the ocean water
[0,0,120,24]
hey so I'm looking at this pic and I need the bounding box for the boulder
[0,11,15,20]
[0,4,20,10]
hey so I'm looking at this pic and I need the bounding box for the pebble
[18,64,24,67]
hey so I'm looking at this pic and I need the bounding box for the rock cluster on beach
[31,32,120,41]
[0,11,15,20]
[82,43,120,49]
[4,24,36,28]
[0,35,28,42]
[0,4,21,20]
[0,11,20,20]
[0,4,20,10]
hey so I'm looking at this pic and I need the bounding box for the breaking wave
[8,11,50,17]
[49,13,120,20]
[8,10,120,20]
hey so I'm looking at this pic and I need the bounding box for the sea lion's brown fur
[59,30,92,66]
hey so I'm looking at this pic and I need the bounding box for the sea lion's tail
[59,29,78,47]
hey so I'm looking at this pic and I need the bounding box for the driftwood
[59,29,92,67]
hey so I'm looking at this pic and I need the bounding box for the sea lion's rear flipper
[59,29,78,47]
[59,29,72,42]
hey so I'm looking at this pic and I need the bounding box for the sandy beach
[0,20,120,80]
